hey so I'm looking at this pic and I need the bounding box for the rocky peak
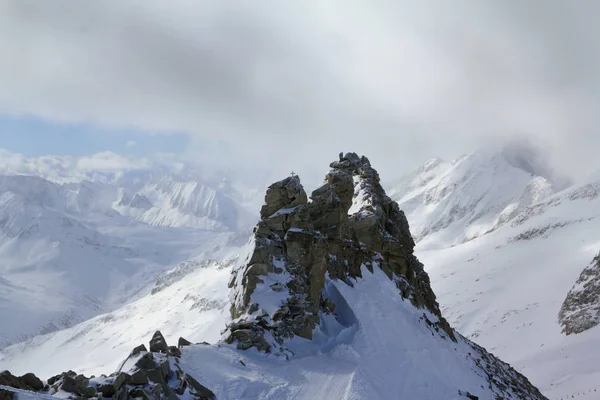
[559,252,600,335]
[225,152,453,354]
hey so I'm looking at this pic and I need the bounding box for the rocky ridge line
[225,152,454,353]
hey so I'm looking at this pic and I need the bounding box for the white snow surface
[0,257,236,378]
[179,268,521,400]
[0,151,256,348]
[388,144,565,250]
[421,173,600,399]
[3,266,528,400]
[4,146,600,399]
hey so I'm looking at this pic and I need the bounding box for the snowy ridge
[421,171,600,399]
[389,142,564,249]
[0,151,255,348]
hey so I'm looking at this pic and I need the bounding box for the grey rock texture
[223,152,547,399]
[559,252,600,334]
[226,153,454,354]
[0,332,214,400]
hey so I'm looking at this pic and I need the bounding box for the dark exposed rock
[82,385,97,398]
[60,376,78,394]
[160,384,179,400]
[19,373,43,391]
[129,387,151,400]
[135,354,170,385]
[97,382,117,398]
[0,371,25,390]
[149,331,169,353]
[114,372,132,391]
[226,152,455,352]
[222,152,546,400]
[47,374,61,386]
[129,369,149,386]
[168,346,182,358]
[135,353,157,371]
[185,374,215,400]
[259,175,307,219]
[559,252,600,334]
[115,385,129,400]
[131,344,148,356]
[0,389,13,400]
[0,371,45,393]
[178,337,192,348]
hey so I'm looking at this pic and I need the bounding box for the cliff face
[559,252,600,335]
[226,153,453,353]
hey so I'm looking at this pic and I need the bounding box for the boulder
[178,337,193,348]
[135,353,157,371]
[82,386,97,398]
[47,374,62,386]
[113,372,132,392]
[97,383,117,398]
[160,384,180,400]
[60,376,78,394]
[129,387,151,400]
[185,374,215,399]
[168,346,182,358]
[149,331,169,353]
[0,389,13,400]
[19,373,43,391]
[259,175,307,219]
[0,371,24,390]
[129,368,149,386]
[130,344,148,356]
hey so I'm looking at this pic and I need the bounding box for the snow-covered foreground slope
[389,142,567,250]
[421,174,600,399]
[1,266,539,400]
[0,258,235,378]
[180,268,537,400]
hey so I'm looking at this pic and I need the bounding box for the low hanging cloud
[1,1,599,181]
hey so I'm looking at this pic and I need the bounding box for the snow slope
[180,267,538,400]
[389,142,566,250]
[0,264,542,400]
[421,174,600,399]
[0,257,237,378]
[0,154,255,348]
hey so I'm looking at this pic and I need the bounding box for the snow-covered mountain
[6,146,600,398]
[0,151,256,348]
[389,141,569,250]
[0,153,546,400]
[420,171,600,399]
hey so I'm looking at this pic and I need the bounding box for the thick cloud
[1,0,599,182]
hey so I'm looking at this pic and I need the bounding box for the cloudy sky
[1,1,599,184]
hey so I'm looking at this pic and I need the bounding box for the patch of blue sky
[0,115,189,157]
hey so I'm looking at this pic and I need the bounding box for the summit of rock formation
[226,153,454,353]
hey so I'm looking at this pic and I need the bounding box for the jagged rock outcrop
[226,153,456,353]
[0,332,214,400]
[559,252,600,335]
[223,152,547,399]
